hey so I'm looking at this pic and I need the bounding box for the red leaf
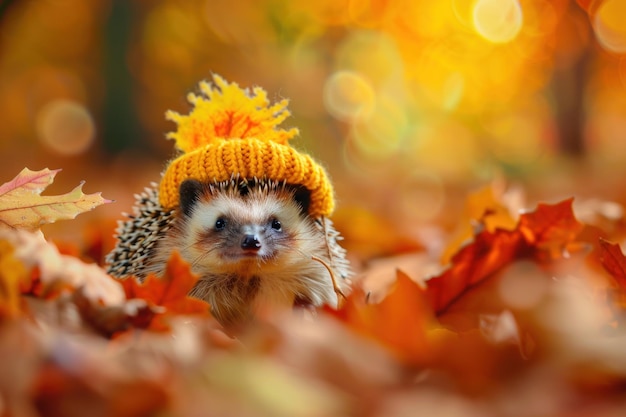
[426,229,523,314]
[598,238,626,288]
[518,198,583,252]
[426,199,583,314]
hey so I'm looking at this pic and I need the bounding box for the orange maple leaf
[427,199,583,314]
[329,270,436,366]
[426,228,523,314]
[441,183,520,264]
[518,198,584,254]
[121,252,210,331]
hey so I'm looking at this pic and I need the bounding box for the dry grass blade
[312,255,346,302]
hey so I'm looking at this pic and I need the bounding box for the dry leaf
[120,252,211,331]
[441,183,521,264]
[0,167,111,231]
[427,199,583,314]
[329,270,435,366]
[0,239,30,319]
[1,228,125,306]
[597,238,626,309]
[518,198,583,254]
[427,227,523,314]
[598,238,626,288]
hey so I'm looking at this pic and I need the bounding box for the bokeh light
[350,94,408,158]
[473,0,524,44]
[323,71,375,121]
[35,99,95,156]
[592,0,626,54]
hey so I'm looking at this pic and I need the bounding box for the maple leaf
[597,238,626,311]
[0,168,111,232]
[441,183,521,264]
[427,229,523,314]
[427,199,583,314]
[598,238,626,288]
[518,198,584,254]
[121,252,210,331]
[328,270,435,365]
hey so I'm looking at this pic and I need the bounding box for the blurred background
[0,0,625,260]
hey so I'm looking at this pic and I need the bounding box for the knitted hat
[159,74,334,217]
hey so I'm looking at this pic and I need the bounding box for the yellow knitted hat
[159,74,334,217]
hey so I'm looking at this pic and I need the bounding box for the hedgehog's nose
[241,234,261,250]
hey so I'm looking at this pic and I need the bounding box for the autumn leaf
[32,361,169,417]
[427,228,524,314]
[598,238,626,288]
[0,239,30,319]
[328,270,435,365]
[121,252,210,331]
[0,168,111,231]
[1,228,125,305]
[518,198,584,255]
[441,183,521,264]
[427,199,583,314]
[597,238,626,311]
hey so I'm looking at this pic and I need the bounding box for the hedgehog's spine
[105,183,176,280]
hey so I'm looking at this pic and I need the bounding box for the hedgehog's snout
[241,234,261,251]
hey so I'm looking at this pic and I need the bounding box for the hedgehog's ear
[179,179,203,217]
[292,185,311,215]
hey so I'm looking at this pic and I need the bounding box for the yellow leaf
[441,182,520,264]
[0,239,29,319]
[0,168,111,231]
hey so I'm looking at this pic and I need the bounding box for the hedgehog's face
[177,179,313,274]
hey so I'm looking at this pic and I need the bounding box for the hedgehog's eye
[270,218,282,231]
[215,218,227,231]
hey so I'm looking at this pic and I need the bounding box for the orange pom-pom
[165,74,298,153]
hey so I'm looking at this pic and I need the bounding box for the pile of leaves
[2,168,626,417]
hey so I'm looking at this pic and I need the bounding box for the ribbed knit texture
[158,74,334,217]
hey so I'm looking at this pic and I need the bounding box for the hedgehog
[106,75,350,330]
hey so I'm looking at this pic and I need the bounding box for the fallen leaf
[597,238,626,311]
[518,198,584,256]
[427,199,584,314]
[441,182,522,264]
[328,270,435,366]
[30,337,170,417]
[598,238,626,288]
[72,290,161,337]
[1,228,125,305]
[0,167,111,232]
[0,239,30,319]
[427,228,523,314]
[121,252,210,331]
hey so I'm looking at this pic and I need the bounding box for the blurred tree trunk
[550,4,592,157]
[103,0,142,154]
[551,50,591,157]
[0,0,16,18]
